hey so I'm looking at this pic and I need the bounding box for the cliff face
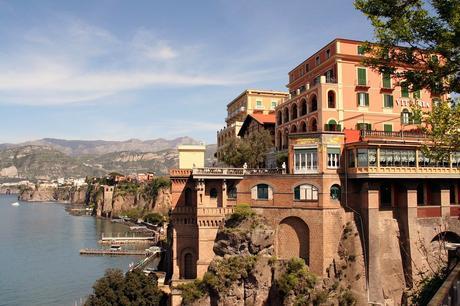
[180,214,366,306]
[19,185,89,203]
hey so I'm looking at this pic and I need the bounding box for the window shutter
[382,73,391,88]
[389,95,393,107]
[401,86,409,98]
[358,68,366,85]
[384,124,392,132]
[356,93,360,106]
[365,93,369,106]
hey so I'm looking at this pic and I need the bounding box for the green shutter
[357,46,365,55]
[365,93,369,106]
[358,68,367,85]
[384,124,392,132]
[382,73,391,88]
[401,86,409,97]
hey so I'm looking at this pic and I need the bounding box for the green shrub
[226,203,255,226]
[338,289,356,306]
[122,208,142,220]
[177,280,207,305]
[276,258,317,296]
[145,177,171,200]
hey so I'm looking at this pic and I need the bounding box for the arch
[277,110,282,125]
[309,94,318,112]
[330,184,341,200]
[309,117,317,132]
[327,90,336,108]
[181,249,197,279]
[290,124,297,133]
[300,98,307,116]
[283,107,289,124]
[291,103,298,120]
[431,231,460,243]
[300,121,307,132]
[283,129,289,149]
[184,187,193,206]
[277,217,309,264]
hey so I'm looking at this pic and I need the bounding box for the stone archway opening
[181,250,197,279]
[277,216,310,265]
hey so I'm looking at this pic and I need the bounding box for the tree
[218,129,274,168]
[85,269,165,306]
[355,0,460,156]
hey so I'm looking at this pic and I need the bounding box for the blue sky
[0,0,373,144]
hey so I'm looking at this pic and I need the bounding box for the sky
[0,0,374,144]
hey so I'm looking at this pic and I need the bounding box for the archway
[310,95,318,112]
[291,103,298,120]
[328,90,336,108]
[283,107,289,124]
[290,124,297,133]
[300,99,307,116]
[300,121,307,132]
[309,117,317,132]
[181,250,197,279]
[277,111,282,125]
[277,216,309,264]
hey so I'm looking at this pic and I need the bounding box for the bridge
[129,246,162,272]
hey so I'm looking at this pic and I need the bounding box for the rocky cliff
[178,211,366,306]
[19,185,88,203]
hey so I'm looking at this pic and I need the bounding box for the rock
[0,165,18,177]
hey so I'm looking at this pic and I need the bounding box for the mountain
[3,137,201,156]
[0,139,217,181]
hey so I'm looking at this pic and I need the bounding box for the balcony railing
[360,129,427,139]
[192,167,285,177]
[169,169,192,177]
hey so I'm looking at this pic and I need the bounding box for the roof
[237,114,276,137]
[226,89,289,108]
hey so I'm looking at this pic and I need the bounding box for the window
[257,184,269,200]
[383,94,394,108]
[305,63,309,72]
[357,45,365,55]
[330,185,341,200]
[413,90,421,99]
[356,123,371,131]
[357,92,369,107]
[382,73,391,88]
[380,149,416,167]
[325,69,334,82]
[294,184,318,201]
[312,75,321,86]
[210,188,218,198]
[326,49,331,59]
[315,56,320,65]
[401,109,411,125]
[328,91,336,108]
[256,100,263,109]
[357,68,367,85]
[357,148,377,167]
[294,148,317,174]
[384,124,393,132]
[228,187,237,199]
[327,147,341,168]
[348,150,356,167]
[401,85,409,98]
[271,101,277,110]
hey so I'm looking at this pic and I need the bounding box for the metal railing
[192,167,285,176]
[360,129,427,139]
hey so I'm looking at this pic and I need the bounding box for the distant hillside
[0,141,217,181]
[0,137,201,156]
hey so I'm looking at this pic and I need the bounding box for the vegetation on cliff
[85,269,166,306]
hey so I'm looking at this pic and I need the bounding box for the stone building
[168,38,460,305]
[216,89,288,160]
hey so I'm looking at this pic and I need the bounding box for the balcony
[324,124,342,132]
[360,129,427,140]
[192,167,285,179]
[169,169,192,177]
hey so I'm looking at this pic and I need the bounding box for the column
[221,179,227,207]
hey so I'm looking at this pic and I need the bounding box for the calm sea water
[0,194,142,306]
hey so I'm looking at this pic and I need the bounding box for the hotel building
[169,39,460,305]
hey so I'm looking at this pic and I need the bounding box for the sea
[0,194,142,306]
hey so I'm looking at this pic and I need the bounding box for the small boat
[109,244,122,251]
[11,202,20,207]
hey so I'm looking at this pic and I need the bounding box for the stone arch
[300,120,307,132]
[431,231,460,243]
[180,248,197,279]
[290,124,297,133]
[309,94,318,112]
[300,98,307,116]
[277,216,309,264]
[277,110,282,125]
[283,107,289,124]
[291,103,298,120]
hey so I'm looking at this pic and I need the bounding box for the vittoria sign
[396,98,431,108]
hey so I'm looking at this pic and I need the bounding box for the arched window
[380,184,392,208]
[210,188,218,198]
[291,103,298,120]
[228,186,237,199]
[183,252,196,279]
[326,119,338,131]
[291,125,297,133]
[328,91,336,108]
[310,95,318,112]
[300,121,307,132]
[277,131,283,150]
[251,184,272,200]
[277,111,282,125]
[330,184,341,200]
[283,108,289,123]
[300,99,307,116]
[294,184,318,201]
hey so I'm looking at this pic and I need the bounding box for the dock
[98,233,158,245]
[80,248,149,256]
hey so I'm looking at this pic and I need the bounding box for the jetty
[80,248,149,256]
[98,233,158,245]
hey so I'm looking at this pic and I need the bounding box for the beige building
[216,89,288,160]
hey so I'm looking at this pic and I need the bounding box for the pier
[79,248,149,256]
[98,232,158,245]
